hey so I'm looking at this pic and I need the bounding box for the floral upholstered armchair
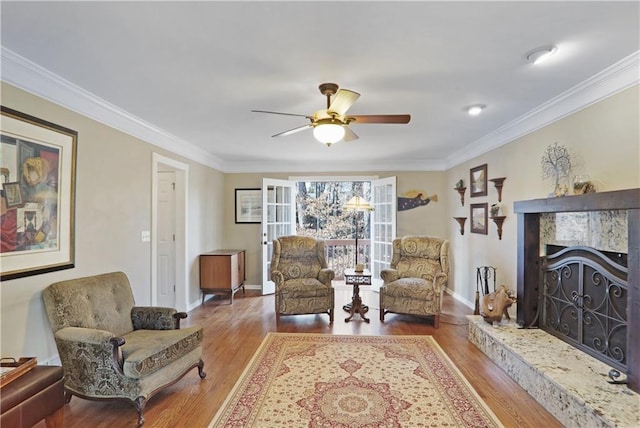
[379,235,450,327]
[271,235,335,323]
[42,272,206,426]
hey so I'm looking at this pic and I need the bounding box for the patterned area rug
[209,333,503,427]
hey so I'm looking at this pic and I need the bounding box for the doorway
[152,153,188,312]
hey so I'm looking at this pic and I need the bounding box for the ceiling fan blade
[348,114,411,124]
[272,124,312,137]
[328,89,360,115]
[252,109,309,118]
[343,126,359,142]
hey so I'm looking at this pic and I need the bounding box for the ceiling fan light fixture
[466,104,486,116]
[526,45,558,65]
[313,122,345,146]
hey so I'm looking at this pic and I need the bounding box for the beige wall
[2,82,637,363]
[445,85,640,307]
[223,171,449,286]
[1,83,225,360]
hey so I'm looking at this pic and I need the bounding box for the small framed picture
[235,188,262,224]
[470,164,488,197]
[2,182,24,208]
[470,203,488,235]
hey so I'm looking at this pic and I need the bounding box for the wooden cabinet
[200,249,245,304]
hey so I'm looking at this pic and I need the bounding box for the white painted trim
[2,46,637,173]
[444,50,640,169]
[152,153,189,313]
[445,287,475,310]
[288,175,379,182]
[1,47,225,171]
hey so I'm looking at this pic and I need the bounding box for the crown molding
[444,50,640,170]
[221,158,447,173]
[1,47,225,171]
[2,46,637,174]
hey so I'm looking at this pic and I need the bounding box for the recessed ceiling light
[466,104,486,116]
[526,45,558,65]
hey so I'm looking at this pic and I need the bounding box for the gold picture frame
[1,106,77,280]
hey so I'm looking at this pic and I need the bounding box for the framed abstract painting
[0,106,77,280]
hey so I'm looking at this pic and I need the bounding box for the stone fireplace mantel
[514,188,639,393]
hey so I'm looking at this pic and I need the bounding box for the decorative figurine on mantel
[480,285,516,325]
[541,142,573,197]
[573,175,596,194]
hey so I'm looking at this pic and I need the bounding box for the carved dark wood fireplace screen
[542,246,627,372]
[514,189,639,393]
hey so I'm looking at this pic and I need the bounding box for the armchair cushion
[278,278,332,298]
[121,326,203,378]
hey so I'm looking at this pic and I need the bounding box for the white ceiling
[1,1,639,173]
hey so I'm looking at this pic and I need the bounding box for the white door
[370,176,397,290]
[157,171,176,307]
[261,178,296,295]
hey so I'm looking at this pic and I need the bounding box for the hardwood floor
[36,287,561,427]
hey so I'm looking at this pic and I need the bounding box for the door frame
[261,178,296,295]
[152,153,189,312]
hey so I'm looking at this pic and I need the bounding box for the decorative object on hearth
[252,82,410,146]
[480,285,516,324]
[208,333,502,427]
[343,196,374,269]
[541,142,572,197]
[470,163,488,197]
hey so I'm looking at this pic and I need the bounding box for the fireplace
[514,188,639,393]
[542,245,628,372]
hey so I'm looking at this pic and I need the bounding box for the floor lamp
[343,196,374,272]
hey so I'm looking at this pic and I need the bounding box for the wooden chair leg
[433,314,440,328]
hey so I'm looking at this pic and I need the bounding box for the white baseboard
[445,287,475,310]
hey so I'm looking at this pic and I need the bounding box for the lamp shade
[313,123,345,145]
[343,196,374,212]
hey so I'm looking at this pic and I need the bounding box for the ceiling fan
[252,83,411,146]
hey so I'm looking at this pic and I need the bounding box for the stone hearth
[468,315,640,427]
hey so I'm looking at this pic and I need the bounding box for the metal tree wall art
[541,142,572,196]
